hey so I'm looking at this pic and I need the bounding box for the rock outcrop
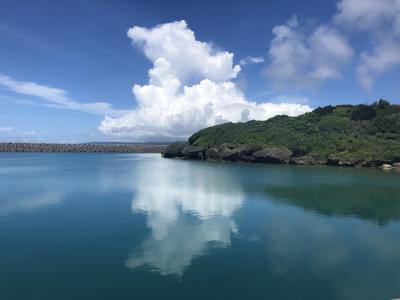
[252,148,292,164]
[163,143,400,169]
[161,143,186,157]
[381,164,393,170]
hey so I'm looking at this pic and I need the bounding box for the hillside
[163,100,400,167]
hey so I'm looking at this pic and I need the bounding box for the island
[163,100,400,169]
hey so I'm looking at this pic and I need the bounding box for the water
[0,153,399,300]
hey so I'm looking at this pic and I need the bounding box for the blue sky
[0,0,399,142]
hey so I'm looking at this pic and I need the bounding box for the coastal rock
[162,143,397,170]
[182,145,206,159]
[217,145,256,161]
[252,147,292,164]
[205,148,222,160]
[327,156,360,167]
[381,164,393,170]
[363,160,385,168]
[290,155,327,165]
[338,160,357,167]
[240,155,256,162]
[162,143,187,158]
[219,148,242,161]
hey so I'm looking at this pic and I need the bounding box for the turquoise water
[0,153,400,300]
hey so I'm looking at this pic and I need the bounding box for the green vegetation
[189,100,400,162]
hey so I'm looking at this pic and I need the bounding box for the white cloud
[335,0,400,31]
[0,74,128,117]
[240,56,265,65]
[357,40,400,89]
[100,21,312,140]
[0,126,38,142]
[264,1,400,90]
[265,16,353,90]
[0,127,15,133]
[128,20,241,83]
[335,0,400,89]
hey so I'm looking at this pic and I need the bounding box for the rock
[240,155,256,162]
[290,155,326,165]
[381,164,393,170]
[253,147,292,164]
[327,157,339,166]
[182,145,206,159]
[162,143,187,158]
[327,156,358,167]
[219,147,242,161]
[205,148,222,160]
[338,160,357,167]
[364,160,384,168]
[162,142,399,170]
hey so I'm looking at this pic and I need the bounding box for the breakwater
[0,143,168,153]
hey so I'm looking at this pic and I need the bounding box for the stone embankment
[0,143,168,153]
[163,143,400,169]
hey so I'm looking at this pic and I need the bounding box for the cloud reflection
[126,160,242,276]
[0,192,63,216]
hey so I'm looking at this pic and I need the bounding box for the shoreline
[0,143,168,153]
[162,143,400,170]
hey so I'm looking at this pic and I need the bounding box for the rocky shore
[0,143,168,153]
[162,143,400,169]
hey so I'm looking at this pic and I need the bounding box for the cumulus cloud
[265,16,353,90]
[357,40,400,89]
[335,0,400,89]
[99,21,311,140]
[335,0,400,31]
[128,20,241,83]
[264,0,400,91]
[0,74,128,117]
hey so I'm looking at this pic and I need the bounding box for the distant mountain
[84,141,178,145]
[163,100,400,168]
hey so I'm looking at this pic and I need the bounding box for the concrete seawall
[0,143,168,153]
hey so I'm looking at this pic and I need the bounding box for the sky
[0,0,399,142]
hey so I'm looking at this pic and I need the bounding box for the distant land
[85,141,178,145]
[163,100,400,169]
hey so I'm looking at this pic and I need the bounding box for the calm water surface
[0,153,400,300]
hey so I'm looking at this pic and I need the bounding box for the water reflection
[1,154,400,299]
[264,181,400,224]
[126,160,242,276]
[0,192,63,216]
[0,156,64,216]
[244,202,400,300]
